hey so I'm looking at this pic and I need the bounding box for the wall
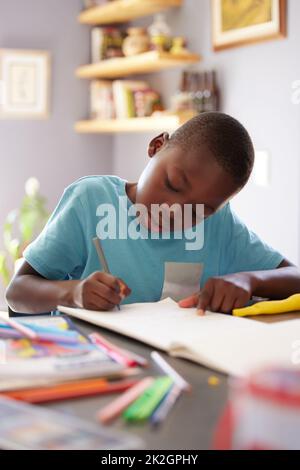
[113,0,300,265]
[0,0,113,305]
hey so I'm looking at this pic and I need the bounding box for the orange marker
[4,377,138,403]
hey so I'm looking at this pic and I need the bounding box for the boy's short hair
[169,112,255,188]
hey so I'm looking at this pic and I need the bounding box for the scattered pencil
[151,351,191,392]
[93,237,121,310]
[150,384,182,427]
[0,327,80,344]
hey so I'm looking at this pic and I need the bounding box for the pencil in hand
[93,237,128,310]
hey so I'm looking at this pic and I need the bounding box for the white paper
[58,298,300,377]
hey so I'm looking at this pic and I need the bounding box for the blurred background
[0,0,299,307]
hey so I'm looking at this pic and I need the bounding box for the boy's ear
[148,132,170,158]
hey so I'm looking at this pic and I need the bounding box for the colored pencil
[93,237,121,310]
[150,384,182,426]
[151,351,191,392]
[0,327,80,344]
[0,313,37,341]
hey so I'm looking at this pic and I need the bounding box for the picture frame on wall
[212,0,287,51]
[0,49,50,119]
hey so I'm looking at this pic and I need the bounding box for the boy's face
[133,133,239,231]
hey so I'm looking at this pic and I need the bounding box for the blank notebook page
[58,298,300,376]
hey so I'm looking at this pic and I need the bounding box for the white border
[0,49,50,119]
[213,0,281,48]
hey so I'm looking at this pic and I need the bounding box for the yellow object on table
[233,294,300,318]
[208,376,220,387]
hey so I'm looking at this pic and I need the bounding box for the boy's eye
[165,177,180,193]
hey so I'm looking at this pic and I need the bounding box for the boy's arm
[179,259,300,315]
[248,259,300,299]
[6,261,130,314]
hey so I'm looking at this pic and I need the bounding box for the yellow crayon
[233,294,300,318]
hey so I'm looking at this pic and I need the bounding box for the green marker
[123,376,173,422]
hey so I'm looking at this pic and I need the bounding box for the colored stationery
[14,322,78,335]
[122,349,149,368]
[150,384,182,426]
[123,376,173,422]
[233,294,300,317]
[0,323,80,339]
[0,327,80,344]
[93,237,121,310]
[90,333,134,367]
[0,315,125,385]
[89,332,148,368]
[4,377,139,403]
[0,313,37,341]
[151,351,191,391]
[98,377,154,424]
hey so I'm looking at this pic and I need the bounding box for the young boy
[6,113,300,315]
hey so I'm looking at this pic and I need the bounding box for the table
[9,309,296,450]
[45,317,229,450]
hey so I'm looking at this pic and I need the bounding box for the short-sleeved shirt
[24,175,284,304]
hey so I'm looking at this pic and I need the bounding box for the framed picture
[0,49,50,119]
[212,0,287,51]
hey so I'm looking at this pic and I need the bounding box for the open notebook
[58,298,300,377]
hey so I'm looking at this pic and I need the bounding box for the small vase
[122,28,150,57]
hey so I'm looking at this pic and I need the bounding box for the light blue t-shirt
[24,175,284,304]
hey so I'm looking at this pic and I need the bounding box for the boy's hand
[71,272,131,311]
[178,273,256,315]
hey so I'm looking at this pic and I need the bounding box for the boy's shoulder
[64,175,126,201]
[207,202,231,225]
[205,202,243,235]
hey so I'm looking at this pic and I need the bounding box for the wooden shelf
[78,0,183,25]
[76,2,200,137]
[75,112,196,134]
[76,50,200,79]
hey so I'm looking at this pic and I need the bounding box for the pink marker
[89,333,134,367]
[0,328,79,344]
[0,313,37,341]
[97,377,154,424]
[89,332,148,367]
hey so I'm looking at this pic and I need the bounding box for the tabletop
[7,309,298,450]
